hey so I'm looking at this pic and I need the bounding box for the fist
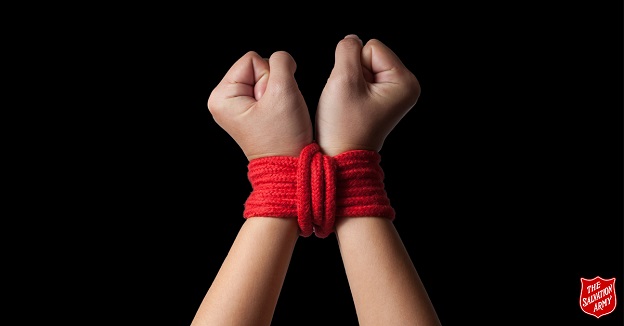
[315,35,421,156]
[208,51,313,160]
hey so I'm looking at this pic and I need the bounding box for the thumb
[330,34,366,83]
[264,51,300,96]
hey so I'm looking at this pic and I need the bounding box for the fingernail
[344,34,362,45]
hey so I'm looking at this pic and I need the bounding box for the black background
[29,3,622,326]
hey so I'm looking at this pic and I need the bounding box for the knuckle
[268,79,296,95]
[334,70,361,85]
[207,97,222,116]
[398,70,420,92]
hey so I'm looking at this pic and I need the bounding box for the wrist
[244,217,300,239]
[318,143,379,157]
[335,216,393,235]
[243,142,394,238]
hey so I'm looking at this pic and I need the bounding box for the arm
[192,50,313,326]
[335,218,440,325]
[191,218,299,326]
[316,35,442,325]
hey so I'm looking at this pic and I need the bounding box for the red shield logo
[580,277,617,318]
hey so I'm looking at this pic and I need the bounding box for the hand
[208,50,313,160]
[315,35,421,156]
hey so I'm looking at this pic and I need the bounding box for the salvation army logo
[579,276,617,318]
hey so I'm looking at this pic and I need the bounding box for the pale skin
[194,50,311,326]
[318,36,442,326]
[192,35,441,326]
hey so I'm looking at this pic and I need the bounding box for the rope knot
[243,142,394,238]
[296,143,336,238]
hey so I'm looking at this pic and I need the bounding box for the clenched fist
[316,35,421,156]
[208,51,313,160]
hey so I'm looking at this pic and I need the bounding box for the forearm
[335,217,441,326]
[191,217,299,326]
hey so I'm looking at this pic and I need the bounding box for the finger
[330,34,365,81]
[208,51,270,114]
[223,51,270,98]
[361,39,409,83]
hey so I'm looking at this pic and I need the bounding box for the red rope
[244,143,394,238]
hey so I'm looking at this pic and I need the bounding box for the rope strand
[244,143,394,238]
